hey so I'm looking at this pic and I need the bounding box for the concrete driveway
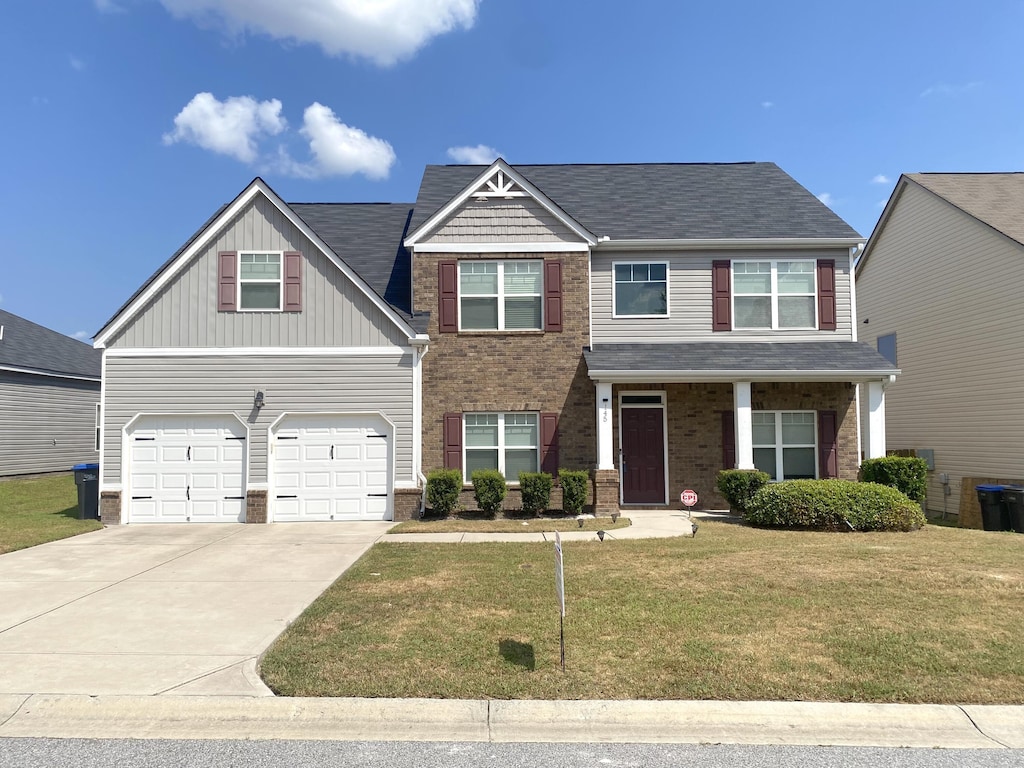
[0,522,393,696]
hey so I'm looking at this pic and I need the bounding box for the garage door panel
[276,444,301,462]
[365,443,388,461]
[334,445,360,462]
[161,445,188,462]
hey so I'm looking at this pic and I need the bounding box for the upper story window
[733,260,816,329]
[239,252,282,311]
[459,260,542,331]
[614,262,668,317]
[464,412,539,481]
[752,411,817,480]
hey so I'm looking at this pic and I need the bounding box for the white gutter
[587,369,900,384]
[0,365,100,383]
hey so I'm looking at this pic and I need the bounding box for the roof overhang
[587,369,899,384]
[0,364,100,383]
[595,237,864,252]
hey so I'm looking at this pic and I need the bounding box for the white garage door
[272,414,391,521]
[128,415,247,523]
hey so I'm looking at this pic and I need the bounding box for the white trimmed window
[459,260,542,330]
[614,262,668,317]
[239,252,282,310]
[464,412,539,481]
[733,261,816,329]
[752,411,817,480]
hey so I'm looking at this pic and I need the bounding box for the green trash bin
[72,463,100,520]
[975,485,1008,531]
[1003,486,1024,534]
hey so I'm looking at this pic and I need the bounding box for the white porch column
[596,381,615,470]
[734,381,755,470]
[866,380,887,459]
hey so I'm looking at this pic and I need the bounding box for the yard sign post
[554,531,565,672]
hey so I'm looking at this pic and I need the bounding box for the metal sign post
[554,531,565,672]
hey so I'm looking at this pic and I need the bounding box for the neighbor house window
[464,412,539,481]
[733,261,816,329]
[94,404,101,451]
[752,411,817,480]
[239,252,282,310]
[614,262,668,316]
[877,333,897,365]
[459,260,542,330]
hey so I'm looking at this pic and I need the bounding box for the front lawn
[261,520,1024,703]
[0,474,103,554]
[390,516,630,534]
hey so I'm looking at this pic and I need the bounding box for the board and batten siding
[0,372,99,476]
[102,353,414,486]
[107,194,407,349]
[857,182,1024,516]
[422,198,583,244]
[591,249,854,343]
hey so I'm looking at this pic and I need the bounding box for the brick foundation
[592,469,620,516]
[100,490,121,525]
[246,490,268,524]
[393,487,423,521]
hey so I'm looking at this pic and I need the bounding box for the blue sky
[3,0,1022,340]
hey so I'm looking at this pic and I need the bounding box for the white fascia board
[0,365,100,383]
[411,241,590,253]
[104,346,411,357]
[588,369,900,384]
[404,158,596,247]
[595,237,865,252]
[95,178,418,348]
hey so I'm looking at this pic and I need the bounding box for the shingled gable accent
[94,178,418,348]
[403,158,597,248]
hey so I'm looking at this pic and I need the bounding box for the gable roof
[409,162,861,241]
[0,309,101,380]
[907,173,1024,247]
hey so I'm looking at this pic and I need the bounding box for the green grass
[0,474,103,554]
[390,516,631,534]
[261,520,1024,703]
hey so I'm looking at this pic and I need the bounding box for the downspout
[411,336,430,518]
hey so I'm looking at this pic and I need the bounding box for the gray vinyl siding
[423,198,583,243]
[857,182,1024,516]
[591,249,854,342]
[108,194,407,348]
[0,371,99,476]
[102,353,414,486]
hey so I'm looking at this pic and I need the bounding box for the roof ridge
[431,161,767,169]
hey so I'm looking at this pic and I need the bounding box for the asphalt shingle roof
[584,342,898,375]
[907,173,1024,247]
[410,162,861,241]
[0,309,101,379]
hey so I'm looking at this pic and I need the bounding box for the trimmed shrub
[471,469,507,516]
[745,479,926,532]
[519,472,553,515]
[425,468,462,517]
[716,469,771,513]
[860,456,928,502]
[559,469,590,515]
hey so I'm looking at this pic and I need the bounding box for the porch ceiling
[584,342,900,384]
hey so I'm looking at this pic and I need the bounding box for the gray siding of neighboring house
[591,248,854,343]
[102,353,414,487]
[0,371,99,476]
[422,198,583,243]
[107,194,407,349]
[857,182,1024,516]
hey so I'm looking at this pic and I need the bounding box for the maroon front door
[621,407,666,504]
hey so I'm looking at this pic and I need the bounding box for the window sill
[455,330,546,336]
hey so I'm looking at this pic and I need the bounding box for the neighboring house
[0,309,100,476]
[97,160,897,525]
[856,172,1024,524]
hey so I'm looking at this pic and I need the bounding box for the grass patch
[0,474,102,554]
[261,521,1024,703]
[390,516,631,534]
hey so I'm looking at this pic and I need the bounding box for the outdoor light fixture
[254,391,265,409]
[577,518,585,528]
[611,512,620,522]
[597,530,606,541]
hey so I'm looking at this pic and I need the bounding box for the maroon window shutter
[540,412,560,474]
[283,251,302,312]
[543,260,563,332]
[817,259,837,331]
[818,410,838,478]
[438,261,458,333]
[712,260,731,331]
[722,410,736,469]
[218,251,237,312]
[443,412,463,471]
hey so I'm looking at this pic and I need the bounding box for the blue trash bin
[975,484,1008,531]
[72,463,100,520]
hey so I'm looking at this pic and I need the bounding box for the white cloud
[71,330,90,340]
[163,92,287,163]
[277,103,396,180]
[816,192,834,206]
[920,81,983,98]
[876,199,888,208]
[94,0,123,12]
[446,144,500,164]
[871,174,890,184]
[69,55,85,71]
[761,101,774,109]
[158,0,480,66]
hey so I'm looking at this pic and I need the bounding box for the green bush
[519,472,553,515]
[471,469,507,516]
[559,469,589,515]
[859,456,928,502]
[745,479,926,532]
[425,468,462,517]
[716,469,771,513]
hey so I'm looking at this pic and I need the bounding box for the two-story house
[95,160,897,525]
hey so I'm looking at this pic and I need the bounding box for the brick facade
[393,487,422,521]
[245,489,268,524]
[100,490,121,525]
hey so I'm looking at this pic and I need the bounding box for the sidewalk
[1,694,1022,747]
